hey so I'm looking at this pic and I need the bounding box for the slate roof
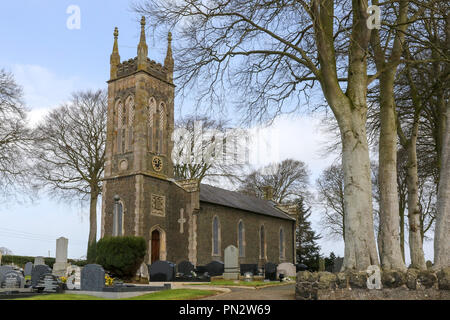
[199,184,296,221]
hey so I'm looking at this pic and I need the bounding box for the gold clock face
[152,156,163,172]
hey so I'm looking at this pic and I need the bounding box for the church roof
[199,184,296,221]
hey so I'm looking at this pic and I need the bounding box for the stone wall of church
[196,202,295,266]
[103,175,198,266]
[103,175,138,238]
[141,177,194,265]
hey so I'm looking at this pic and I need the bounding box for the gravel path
[200,284,296,300]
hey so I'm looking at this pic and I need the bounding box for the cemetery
[0,240,296,300]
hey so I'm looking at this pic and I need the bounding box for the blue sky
[0,1,434,262]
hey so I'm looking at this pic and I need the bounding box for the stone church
[101,17,296,268]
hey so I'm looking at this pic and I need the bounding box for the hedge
[96,236,147,280]
[1,255,87,269]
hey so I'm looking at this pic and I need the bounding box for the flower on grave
[60,276,67,283]
[105,274,114,286]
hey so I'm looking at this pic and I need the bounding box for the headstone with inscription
[0,265,14,286]
[36,273,63,293]
[223,245,240,280]
[1,270,24,289]
[80,264,105,292]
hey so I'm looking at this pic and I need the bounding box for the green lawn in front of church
[12,289,220,300]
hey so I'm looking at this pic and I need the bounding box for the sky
[0,1,434,262]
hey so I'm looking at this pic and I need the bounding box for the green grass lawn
[14,289,219,300]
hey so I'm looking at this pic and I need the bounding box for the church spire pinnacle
[110,27,120,79]
[137,16,148,70]
[164,32,174,82]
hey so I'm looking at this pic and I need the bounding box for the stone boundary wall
[296,268,450,300]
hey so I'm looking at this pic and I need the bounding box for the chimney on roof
[261,186,274,201]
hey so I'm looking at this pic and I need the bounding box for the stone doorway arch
[149,225,166,264]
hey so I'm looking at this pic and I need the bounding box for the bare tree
[316,164,345,240]
[0,69,32,200]
[238,159,309,204]
[173,115,247,184]
[135,0,380,270]
[31,90,107,259]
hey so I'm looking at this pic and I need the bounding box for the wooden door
[151,230,160,263]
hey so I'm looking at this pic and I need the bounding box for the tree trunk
[338,109,379,271]
[406,136,426,269]
[399,206,405,263]
[378,72,406,271]
[434,102,450,269]
[88,189,99,253]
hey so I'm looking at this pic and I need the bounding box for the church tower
[101,18,185,262]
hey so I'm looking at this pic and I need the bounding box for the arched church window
[126,96,135,150]
[212,216,220,256]
[113,199,124,236]
[158,102,166,154]
[147,97,156,152]
[260,225,265,259]
[116,101,125,153]
[279,228,285,259]
[238,221,245,257]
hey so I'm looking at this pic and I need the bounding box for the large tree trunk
[378,73,407,271]
[88,189,99,253]
[434,102,450,269]
[406,134,426,269]
[399,206,405,262]
[338,108,379,271]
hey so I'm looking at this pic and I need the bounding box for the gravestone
[223,245,240,280]
[23,262,33,287]
[149,261,176,282]
[65,265,81,290]
[53,237,69,277]
[264,263,277,281]
[240,264,258,276]
[195,265,208,276]
[0,265,14,286]
[34,256,45,266]
[332,258,344,273]
[276,262,296,278]
[177,261,195,276]
[36,273,63,293]
[296,263,308,272]
[31,264,52,287]
[206,261,224,277]
[137,262,149,280]
[80,264,105,291]
[1,271,24,289]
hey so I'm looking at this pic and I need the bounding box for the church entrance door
[151,229,160,263]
